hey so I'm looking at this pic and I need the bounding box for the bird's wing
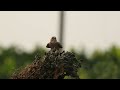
[46,43,50,48]
[57,42,63,48]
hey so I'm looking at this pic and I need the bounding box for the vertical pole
[59,11,65,47]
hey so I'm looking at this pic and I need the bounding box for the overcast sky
[0,11,120,53]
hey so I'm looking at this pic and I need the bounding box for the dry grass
[11,50,81,79]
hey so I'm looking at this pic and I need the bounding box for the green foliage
[64,76,74,79]
[0,57,16,78]
[0,45,46,79]
[70,45,120,79]
[0,45,120,79]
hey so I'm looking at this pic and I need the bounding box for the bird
[46,36,63,52]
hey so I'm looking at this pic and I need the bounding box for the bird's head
[50,36,57,43]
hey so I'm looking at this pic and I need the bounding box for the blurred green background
[0,45,120,79]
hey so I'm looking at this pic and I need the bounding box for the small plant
[11,49,81,79]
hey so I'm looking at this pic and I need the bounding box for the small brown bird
[46,36,63,51]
